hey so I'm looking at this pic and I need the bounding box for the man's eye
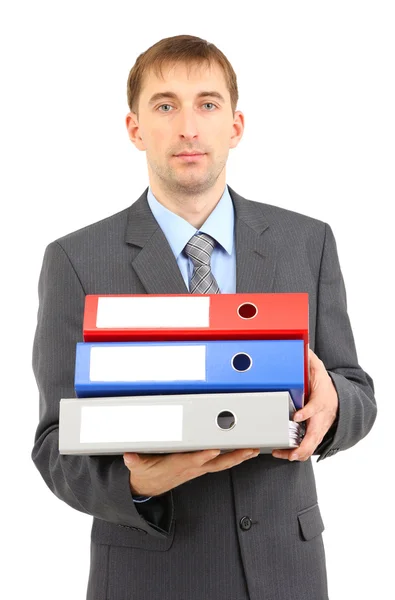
[157,103,217,112]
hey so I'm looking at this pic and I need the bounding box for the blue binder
[75,339,305,407]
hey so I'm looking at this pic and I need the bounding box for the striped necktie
[184,232,221,294]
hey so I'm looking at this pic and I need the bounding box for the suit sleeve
[31,241,174,538]
[313,224,377,461]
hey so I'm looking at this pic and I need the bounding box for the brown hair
[126,34,239,118]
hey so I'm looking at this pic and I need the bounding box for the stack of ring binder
[59,293,308,455]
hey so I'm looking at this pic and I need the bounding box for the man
[31,34,377,600]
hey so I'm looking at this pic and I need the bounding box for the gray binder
[59,391,305,455]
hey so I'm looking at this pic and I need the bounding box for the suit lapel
[125,186,277,294]
[124,189,189,294]
[228,186,277,293]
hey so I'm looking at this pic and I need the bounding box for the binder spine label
[96,296,210,328]
[80,404,184,443]
[89,345,207,382]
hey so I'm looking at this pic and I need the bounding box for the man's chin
[170,180,212,195]
[170,172,208,187]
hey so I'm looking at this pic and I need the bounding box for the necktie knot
[184,232,216,267]
[183,232,220,294]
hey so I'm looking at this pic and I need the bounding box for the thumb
[308,348,321,371]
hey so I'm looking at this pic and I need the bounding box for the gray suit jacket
[31,186,377,600]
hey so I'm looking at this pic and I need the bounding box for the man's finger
[291,429,323,461]
[273,415,326,461]
[272,448,293,460]
[293,401,323,422]
[123,453,140,465]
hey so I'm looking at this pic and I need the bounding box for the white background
[1,1,394,599]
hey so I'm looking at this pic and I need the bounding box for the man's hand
[272,348,339,462]
[123,447,260,497]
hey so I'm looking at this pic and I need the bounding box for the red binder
[83,293,310,396]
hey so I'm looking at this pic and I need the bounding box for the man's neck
[149,179,226,229]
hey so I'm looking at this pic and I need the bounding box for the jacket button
[239,516,252,531]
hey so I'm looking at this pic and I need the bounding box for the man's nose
[177,108,199,139]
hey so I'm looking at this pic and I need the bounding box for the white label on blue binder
[89,345,207,381]
[96,296,210,328]
[80,405,183,443]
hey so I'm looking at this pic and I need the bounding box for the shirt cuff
[132,496,153,503]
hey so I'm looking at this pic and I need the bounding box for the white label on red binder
[96,296,210,328]
[89,345,207,381]
[80,405,183,443]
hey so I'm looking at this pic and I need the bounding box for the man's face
[126,60,244,196]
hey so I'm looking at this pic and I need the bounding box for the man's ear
[229,110,245,150]
[126,112,146,151]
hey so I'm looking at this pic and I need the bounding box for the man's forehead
[141,61,227,94]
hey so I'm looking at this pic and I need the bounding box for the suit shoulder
[244,198,328,234]
[51,206,130,250]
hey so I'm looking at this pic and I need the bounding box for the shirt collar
[146,184,234,259]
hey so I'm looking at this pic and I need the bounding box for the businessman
[31,34,377,600]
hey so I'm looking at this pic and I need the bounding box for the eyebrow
[148,91,226,106]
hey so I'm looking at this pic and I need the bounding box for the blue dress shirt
[132,183,236,503]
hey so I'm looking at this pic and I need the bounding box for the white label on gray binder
[96,296,210,328]
[80,405,183,443]
[89,345,207,381]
